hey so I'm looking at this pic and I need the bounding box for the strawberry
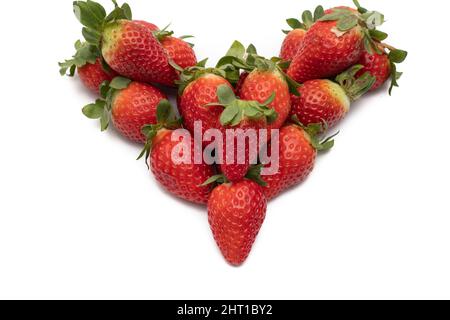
[280,6,325,61]
[59,41,116,93]
[82,77,166,143]
[239,68,291,131]
[287,2,386,83]
[178,72,233,136]
[290,65,376,129]
[207,179,267,266]
[358,44,408,94]
[262,119,336,200]
[134,20,159,31]
[138,101,216,205]
[73,1,196,86]
[212,85,277,182]
[218,41,299,131]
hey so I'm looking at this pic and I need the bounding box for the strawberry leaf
[109,76,131,89]
[73,0,106,31]
[217,84,237,105]
[156,99,172,124]
[389,49,408,64]
[220,102,240,126]
[82,100,105,119]
[369,29,388,42]
[302,10,314,29]
[313,5,325,21]
[225,40,246,59]
[245,165,267,187]
[199,175,229,187]
[286,18,305,30]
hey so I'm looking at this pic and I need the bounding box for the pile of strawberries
[60,0,407,266]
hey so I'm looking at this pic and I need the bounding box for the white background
[0,0,449,300]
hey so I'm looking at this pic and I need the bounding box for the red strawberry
[280,29,307,62]
[239,68,291,131]
[287,5,385,83]
[160,36,197,70]
[218,41,297,131]
[149,130,215,205]
[73,1,196,86]
[139,101,216,205]
[358,49,390,91]
[262,120,336,199]
[59,41,116,93]
[207,180,267,266]
[358,44,408,94]
[213,85,278,182]
[134,22,198,71]
[280,6,325,61]
[82,77,166,143]
[290,65,375,129]
[134,20,159,31]
[101,20,176,86]
[178,73,233,135]
[78,59,117,93]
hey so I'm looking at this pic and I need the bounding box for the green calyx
[200,165,267,188]
[387,48,408,95]
[199,174,229,187]
[291,116,338,152]
[137,100,182,163]
[283,5,325,34]
[336,65,376,101]
[59,40,101,76]
[173,59,228,96]
[209,85,278,127]
[82,76,131,131]
[152,23,174,41]
[319,1,386,54]
[216,41,301,96]
[73,0,132,48]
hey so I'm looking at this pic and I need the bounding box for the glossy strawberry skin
[287,17,364,83]
[239,70,291,130]
[358,51,391,91]
[179,74,233,135]
[77,59,116,93]
[263,125,317,200]
[219,119,266,183]
[280,29,307,61]
[208,180,267,266]
[290,79,350,129]
[111,82,166,143]
[160,36,197,70]
[102,20,175,86]
[134,20,159,32]
[235,72,249,97]
[150,130,215,205]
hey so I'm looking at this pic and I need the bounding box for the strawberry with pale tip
[72,0,197,86]
[290,65,376,129]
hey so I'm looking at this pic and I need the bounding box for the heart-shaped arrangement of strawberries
[60,0,407,266]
